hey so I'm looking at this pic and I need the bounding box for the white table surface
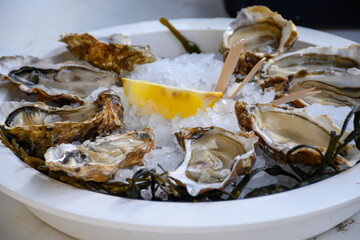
[0,1,359,239]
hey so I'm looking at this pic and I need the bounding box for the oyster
[221,6,298,75]
[0,90,124,157]
[60,33,156,74]
[257,44,360,107]
[45,127,155,182]
[169,127,258,196]
[235,101,358,166]
[0,56,121,104]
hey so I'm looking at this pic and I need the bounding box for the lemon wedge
[122,78,223,119]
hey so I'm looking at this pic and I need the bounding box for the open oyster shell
[0,90,124,157]
[60,33,156,74]
[235,101,358,166]
[0,56,121,104]
[169,127,258,196]
[221,6,298,75]
[45,127,155,182]
[257,44,360,107]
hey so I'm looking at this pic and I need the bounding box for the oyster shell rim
[221,5,299,56]
[255,44,360,107]
[0,55,122,104]
[170,126,258,196]
[0,89,125,157]
[44,126,155,182]
[235,100,358,166]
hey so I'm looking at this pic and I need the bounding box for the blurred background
[0,0,359,239]
[224,0,360,28]
[0,0,359,56]
[223,0,360,43]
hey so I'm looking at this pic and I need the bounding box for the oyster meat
[60,33,156,74]
[45,127,155,182]
[169,127,258,196]
[235,101,358,166]
[0,56,121,104]
[221,6,298,75]
[0,90,124,157]
[257,44,360,107]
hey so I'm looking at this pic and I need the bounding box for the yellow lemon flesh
[122,78,223,120]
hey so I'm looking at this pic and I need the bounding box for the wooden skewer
[227,57,266,99]
[214,39,245,93]
[270,87,321,105]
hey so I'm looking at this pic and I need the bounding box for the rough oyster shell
[169,127,258,196]
[0,55,121,104]
[221,6,298,75]
[60,33,156,74]
[45,127,155,182]
[0,90,124,157]
[235,101,358,166]
[257,44,360,107]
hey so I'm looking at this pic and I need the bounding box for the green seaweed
[1,107,359,201]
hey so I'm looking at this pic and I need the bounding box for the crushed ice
[110,53,351,198]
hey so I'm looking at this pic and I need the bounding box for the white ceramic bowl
[0,18,359,240]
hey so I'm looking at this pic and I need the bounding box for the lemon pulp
[122,78,223,119]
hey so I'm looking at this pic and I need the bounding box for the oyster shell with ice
[169,127,258,196]
[235,101,358,166]
[221,6,298,75]
[0,56,121,104]
[0,90,124,157]
[45,127,155,182]
[257,44,360,107]
[60,33,156,74]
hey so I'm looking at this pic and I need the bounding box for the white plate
[0,18,359,240]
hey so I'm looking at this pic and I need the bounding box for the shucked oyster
[169,127,258,196]
[60,33,156,74]
[0,56,121,104]
[45,127,155,182]
[257,44,360,107]
[0,90,124,157]
[235,101,358,166]
[221,6,298,75]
